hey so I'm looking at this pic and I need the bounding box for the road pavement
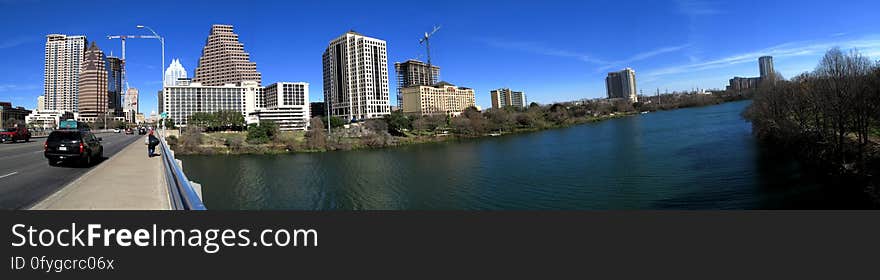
[0,132,141,209]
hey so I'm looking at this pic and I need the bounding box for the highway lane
[0,132,142,209]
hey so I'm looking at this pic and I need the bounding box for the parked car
[125,128,134,135]
[0,126,30,143]
[113,128,121,133]
[44,129,104,167]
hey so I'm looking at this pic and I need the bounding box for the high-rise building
[394,59,439,107]
[402,81,475,116]
[107,56,123,117]
[322,30,391,121]
[726,76,760,91]
[36,95,45,111]
[77,42,108,122]
[163,81,261,127]
[490,88,527,109]
[193,24,261,86]
[250,82,310,131]
[124,88,139,123]
[605,68,638,103]
[164,58,188,86]
[44,34,87,113]
[759,56,774,80]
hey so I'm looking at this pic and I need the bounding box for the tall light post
[136,25,165,134]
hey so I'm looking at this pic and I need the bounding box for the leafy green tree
[164,118,176,129]
[384,110,411,132]
[246,120,279,144]
[321,116,345,128]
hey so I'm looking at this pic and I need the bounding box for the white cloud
[596,44,691,72]
[643,36,880,78]
[476,38,608,64]
[0,84,40,92]
[675,0,722,16]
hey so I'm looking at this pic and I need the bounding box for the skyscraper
[107,56,123,117]
[125,88,139,123]
[78,42,108,121]
[193,24,261,86]
[605,68,638,103]
[490,88,527,109]
[394,59,439,107]
[322,30,390,121]
[164,58,188,86]
[36,95,44,111]
[44,34,87,113]
[759,56,774,80]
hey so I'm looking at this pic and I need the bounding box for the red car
[0,126,30,143]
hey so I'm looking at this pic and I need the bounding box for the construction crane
[418,25,441,83]
[108,34,159,124]
[107,35,158,60]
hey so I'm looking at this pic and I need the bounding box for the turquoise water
[180,100,871,209]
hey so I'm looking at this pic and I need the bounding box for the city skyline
[2,0,880,115]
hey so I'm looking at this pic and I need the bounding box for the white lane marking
[0,172,18,179]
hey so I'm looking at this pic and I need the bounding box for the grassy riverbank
[168,91,749,156]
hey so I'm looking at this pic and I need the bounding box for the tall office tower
[490,88,527,109]
[394,59,440,107]
[193,24,261,86]
[164,58,188,86]
[36,95,45,111]
[605,68,638,103]
[78,42,108,121]
[107,56,123,117]
[322,30,391,121]
[44,34,87,112]
[125,88,139,122]
[759,56,775,80]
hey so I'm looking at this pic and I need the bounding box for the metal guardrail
[157,134,206,210]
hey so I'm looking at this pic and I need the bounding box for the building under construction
[394,59,440,108]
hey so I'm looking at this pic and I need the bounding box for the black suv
[44,130,104,167]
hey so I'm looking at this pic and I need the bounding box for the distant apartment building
[25,110,74,130]
[322,30,391,121]
[77,42,108,122]
[124,88,139,123]
[1,102,31,127]
[44,34,87,113]
[249,82,310,131]
[401,81,475,116]
[193,24,261,86]
[162,80,262,126]
[107,56,123,117]
[605,68,638,103]
[164,58,188,86]
[759,56,774,80]
[726,76,760,92]
[490,88,527,109]
[394,59,440,108]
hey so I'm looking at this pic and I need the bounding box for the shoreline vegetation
[167,91,750,156]
[743,48,880,205]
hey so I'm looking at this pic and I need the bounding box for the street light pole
[136,25,165,135]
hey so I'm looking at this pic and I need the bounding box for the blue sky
[1,0,879,114]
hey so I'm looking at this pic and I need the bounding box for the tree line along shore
[743,48,880,205]
[166,89,749,156]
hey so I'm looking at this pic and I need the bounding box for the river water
[180,100,871,209]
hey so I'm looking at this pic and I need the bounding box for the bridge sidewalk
[30,136,171,210]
